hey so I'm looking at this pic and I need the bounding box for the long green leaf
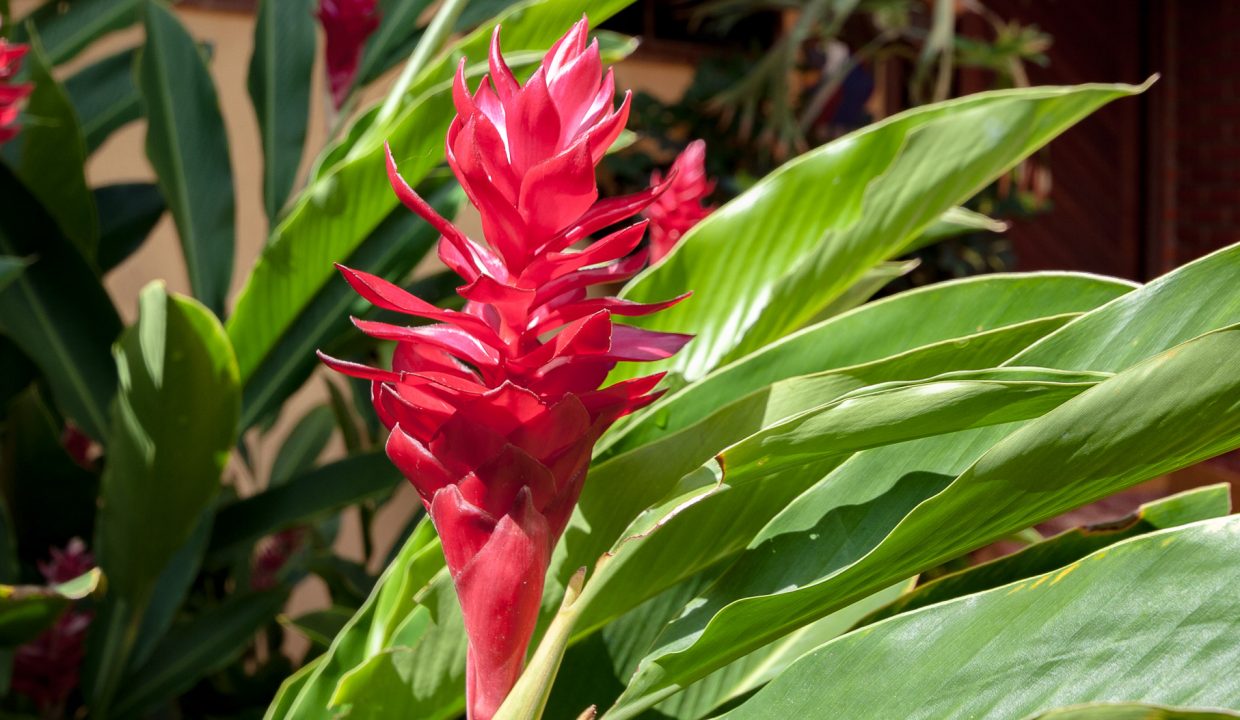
[0,569,102,646]
[89,282,239,712]
[14,31,98,259]
[226,0,637,381]
[13,0,141,65]
[0,165,120,440]
[112,590,288,717]
[1025,705,1240,720]
[63,46,141,153]
[270,405,336,486]
[598,272,1134,460]
[248,0,316,222]
[857,483,1231,628]
[717,517,1240,719]
[138,0,236,314]
[611,82,1150,384]
[610,323,1240,717]
[94,183,165,273]
[209,453,400,555]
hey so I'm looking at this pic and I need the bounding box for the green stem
[492,568,589,720]
[372,0,469,128]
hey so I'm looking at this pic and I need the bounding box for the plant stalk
[373,0,469,128]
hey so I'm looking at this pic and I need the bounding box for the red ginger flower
[320,18,691,720]
[0,33,32,147]
[317,0,379,108]
[643,139,715,263]
[12,539,95,716]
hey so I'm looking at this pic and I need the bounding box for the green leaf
[857,483,1232,628]
[226,0,638,383]
[94,183,165,273]
[268,519,448,720]
[63,46,141,154]
[611,323,1240,717]
[0,164,120,440]
[282,607,356,650]
[0,256,28,293]
[716,517,1240,720]
[0,568,102,646]
[1024,705,1240,720]
[238,182,461,430]
[804,259,916,326]
[88,282,238,712]
[97,282,238,600]
[13,30,98,259]
[612,81,1150,385]
[1009,242,1240,373]
[137,0,236,314]
[598,272,1135,460]
[111,590,288,717]
[574,368,1106,638]
[127,508,213,668]
[270,405,336,486]
[12,0,141,65]
[248,0,317,222]
[209,452,400,555]
[908,205,1007,251]
[354,0,435,87]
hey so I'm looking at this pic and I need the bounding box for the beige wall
[13,0,692,659]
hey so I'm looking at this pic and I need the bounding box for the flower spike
[322,18,691,720]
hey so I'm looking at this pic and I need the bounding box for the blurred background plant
[600,0,1053,288]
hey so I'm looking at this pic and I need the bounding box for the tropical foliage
[0,0,1237,719]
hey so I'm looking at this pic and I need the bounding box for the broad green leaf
[94,183,165,273]
[560,316,1094,604]
[268,519,447,720]
[0,165,120,440]
[248,0,316,222]
[226,0,637,382]
[111,590,288,717]
[270,405,336,486]
[208,452,401,555]
[574,368,1106,637]
[0,568,102,646]
[239,182,460,430]
[1025,705,1240,720]
[96,282,238,600]
[717,517,1240,720]
[13,0,141,65]
[612,82,1150,384]
[89,282,238,712]
[63,46,140,153]
[611,324,1240,717]
[138,0,236,314]
[857,484,1231,628]
[598,272,1135,460]
[13,32,98,259]
[1009,242,1240,372]
[805,259,916,326]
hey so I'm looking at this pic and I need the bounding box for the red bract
[321,18,691,720]
[12,539,95,716]
[644,139,715,263]
[0,34,32,147]
[317,0,379,108]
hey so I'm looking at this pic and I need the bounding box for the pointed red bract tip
[644,139,717,263]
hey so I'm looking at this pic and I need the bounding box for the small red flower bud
[322,18,691,719]
[316,0,380,108]
[0,32,33,147]
[644,139,715,263]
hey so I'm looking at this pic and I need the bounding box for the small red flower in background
[0,31,33,147]
[321,18,691,720]
[251,527,307,590]
[643,139,715,263]
[317,0,380,108]
[12,539,95,717]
